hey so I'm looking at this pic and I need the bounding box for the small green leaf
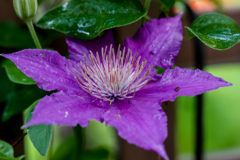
[2,84,46,122]
[24,100,52,156]
[37,0,146,40]
[186,13,240,50]
[159,0,175,8]
[2,59,36,85]
[154,66,167,74]
[0,140,24,160]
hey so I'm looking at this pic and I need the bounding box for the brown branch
[12,132,27,148]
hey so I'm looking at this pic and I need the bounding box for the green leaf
[0,140,24,160]
[159,0,175,8]
[186,13,240,50]
[2,59,36,85]
[37,0,146,40]
[154,66,166,74]
[24,100,52,156]
[2,84,46,122]
[0,140,14,159]
[0,22,35,49]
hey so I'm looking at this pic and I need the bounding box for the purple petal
[136,67,232,103]
[1,49,80,92]
[104,99,169,160]
[23,90,108,128]
[66,30,116,62]
[123,14,183,69]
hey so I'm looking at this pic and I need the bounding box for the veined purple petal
[23,90,108,128]
[123,14,183,69]
[136,67,233,103]
[1,49,80,92]
[104,99,169,160]
[66,30,116,62]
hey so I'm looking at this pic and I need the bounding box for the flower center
[73,45,153,102]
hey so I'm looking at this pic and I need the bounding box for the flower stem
[12,132,27,148]
[141,0,151,25]
[144,15,151,20]
[26,20,42,49]
[144,0,151,11]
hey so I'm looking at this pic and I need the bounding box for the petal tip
[21,122,32,129]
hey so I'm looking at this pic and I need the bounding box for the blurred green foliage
[0,68,46,122]
[176,63,240,155]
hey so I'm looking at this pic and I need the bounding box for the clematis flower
[1,15,232,160]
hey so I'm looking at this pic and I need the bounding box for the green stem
[144,0,151,11]
[26,21,42,49]
[141,0,151,25]
[144,15,151,20]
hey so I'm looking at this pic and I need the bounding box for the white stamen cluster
[73,45,153,102]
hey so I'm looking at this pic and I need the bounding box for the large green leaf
[2,59,36,85]
[2,85,46,122]
[186,13,240,50]
[37,0,146,40]
[0,140,24,160]
[24,100,52,156]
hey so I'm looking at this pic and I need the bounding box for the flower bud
[13,0,38,22]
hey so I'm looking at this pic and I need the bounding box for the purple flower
[1,15,232,160]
